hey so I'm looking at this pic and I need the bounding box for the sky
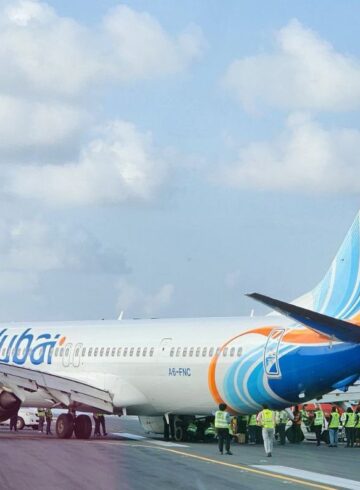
[0,0,359,322]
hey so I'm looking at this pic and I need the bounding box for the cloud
[0,95,88,154]
[4,120,167,205]
[220,113,360,193]
[103,5,204,81]
[0,1,204,97]
[0,217,128,293]
[116,279,175,317]
[224,19,360,112]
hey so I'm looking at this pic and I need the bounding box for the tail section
[293,211,360,323]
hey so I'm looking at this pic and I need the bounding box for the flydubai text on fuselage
[3,211,360,416]
[1,314,359,415]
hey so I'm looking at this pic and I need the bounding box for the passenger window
[75,347,80,357]
[94,348,98,357]
[183,347,187,357]
[117,347,122,357]
[149,347,154,357]
[65,347,70,357]
[230,347,235,357]
[88,347,93,357]
[60,348,64,357]
[196,347,201,357]
[111,347,116,357]
[2,348,5,356]
[55,348,59,357]
[82,348,86,357]
[123,347,128,357]
[130,347,134,357]
[136,347,141,357]
[189,347,194,357]
[100,348,104,357]
[202,347,207,357]
[142,347,147,357]
[237,347,242,357]
[209,347,214,357]
[223,347,228,357]
[176,347,181,357]
[106,348,110,357]
[170,347,175,357]
[216,347,221,356]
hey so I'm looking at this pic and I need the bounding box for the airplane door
[73,343,83,367]
[62,343,73,368]
[263,328,285,378]
[158,338,172,357]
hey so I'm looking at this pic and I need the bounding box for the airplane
[0,211,360,440]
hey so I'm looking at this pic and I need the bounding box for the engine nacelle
[0,391,21,422]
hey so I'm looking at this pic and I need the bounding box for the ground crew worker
[355,408,360,447]
[236,415,248,444]
[275,409,289,445]
[186,420,198,441]
[257,404,275,457]
[248,413,257,444]
[98,414,107,436]
[328,406,340,447]
[300,405,310,427]
[9,412,18,431]
[36,408,45,433]
[204,420,216,441]
[291,406,303,443]
[342,407,356,447]
[45,408,53,435]
[93,413,101,437]
[229,416,238,441]
[214,403,232,455]
[313,404,325,446]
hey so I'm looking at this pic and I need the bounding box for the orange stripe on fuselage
[207,325,330,411]
[207,327,272,412]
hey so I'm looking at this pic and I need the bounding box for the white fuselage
[1,315,358,415]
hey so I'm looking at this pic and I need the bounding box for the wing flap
[0,362,113,413]
[247,292,360,343]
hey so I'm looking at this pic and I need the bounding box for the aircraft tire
[174,426,185,442]
[56,413,74,439]
[16,417,25,430]
[74,415,92,439]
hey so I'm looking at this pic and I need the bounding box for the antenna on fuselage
[118,311,124,320]
[250,309,255,317]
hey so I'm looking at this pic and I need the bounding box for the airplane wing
[247,292,360,343]
[0,362,113,413]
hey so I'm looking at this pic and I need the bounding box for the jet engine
[0,391,21,422]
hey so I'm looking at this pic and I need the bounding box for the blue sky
[0,0,359,321]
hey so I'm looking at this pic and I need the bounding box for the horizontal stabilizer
[247,292,360,343]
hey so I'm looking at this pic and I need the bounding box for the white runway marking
[252,465,360,489]
[111,432,189,448]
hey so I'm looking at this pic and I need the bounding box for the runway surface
[1,417,359,490]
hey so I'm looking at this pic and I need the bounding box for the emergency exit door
[263,328,285,378]
[158,338,172,357]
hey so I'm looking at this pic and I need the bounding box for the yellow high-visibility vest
[329,412,340,429]
[215,410,229,429]
[262,409,274,429]
[345,412,356,428]
[314,410,324,426]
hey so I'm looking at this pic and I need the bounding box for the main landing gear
[56,413,92,439]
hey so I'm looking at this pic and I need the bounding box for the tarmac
[1,417,359,490]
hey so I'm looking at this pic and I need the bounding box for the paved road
[1,418,359,490]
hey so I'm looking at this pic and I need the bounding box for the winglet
[247,292,360,344]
